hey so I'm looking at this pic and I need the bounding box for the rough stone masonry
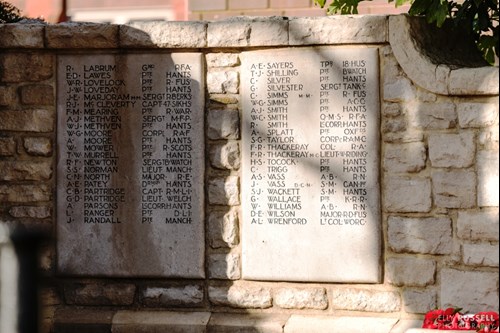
[0,15,498,333]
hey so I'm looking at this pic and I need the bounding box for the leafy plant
[0,1,24,23]
[314,0,499,65]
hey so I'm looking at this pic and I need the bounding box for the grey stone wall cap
[389,14,499,95]
[0,24,45,48]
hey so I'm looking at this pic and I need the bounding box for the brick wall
[0,16,498,333]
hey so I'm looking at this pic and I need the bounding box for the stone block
[0,137,16,156]
[0,184,51,202]
[477,150,499,207]
[208,253,241,280]
[0,109,54,132]
[208,284,272,308]
[382,117,407,135]
[208,176,240,205]
[208,313,288,333]
[23,137,52,156]
[206,53,240,67]
[248,18,289,46]
[384,176,432,212]
[46,23,118,48]
[478,127,499,150]
[207,68,239,94]
[388,216,452,254]
[19,84,54,105]
[462,243,499,267]
[54,308,115,333]
[449,67,499,95]
[0,53,53,83]
[0,86,15,106]
[383,142,426,173]
[207,19,250,47]
[457,210,499,242]
[274,287,328,310]
[9,205,51,218]
[210,141,240,170]
[0,160,52,181]
[440,268,499,313]
[207,109,240,140]
[403,289,437,314]
[141,285,204,307]
[289,16,388,45]
[408,102,457,129]
[428,132,475,168]
[383,76,417,102]
[64,283,136,306]
[0,24,44,48]
[385,257,436,286]
[120,21,206,48]
[432,169,476,208]
[331,287,400,312]
[284,315,399,333]
[208,208,240,249]
[112,311,211,333]
[457,102,499,128]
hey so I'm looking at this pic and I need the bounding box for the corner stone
[384,176,432,213]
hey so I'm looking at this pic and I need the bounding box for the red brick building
[9,0,408,23]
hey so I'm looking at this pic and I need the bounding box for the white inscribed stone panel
[241,47,381,283]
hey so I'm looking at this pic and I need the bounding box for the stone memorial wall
[0,15,498,333]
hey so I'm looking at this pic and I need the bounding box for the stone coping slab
[53,309,423,333]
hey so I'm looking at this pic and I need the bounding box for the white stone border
[388,15,499,96]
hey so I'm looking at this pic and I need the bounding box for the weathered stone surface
[274,287,327,310]
[449,67,499,95]
[0,160,52,181]
[208,176,240,205]
[19,84,54,105]
[289,16,388,45]
[457,210,499,241]
[9,205,51,218]
[388,216,452,254]
[64,283,136,306]
[383,142,426,173]
[440,268,499,313]
[457,102,499,128]
[208,313,288,333]
[284,315,399,333]
[46,23,118,48]
[208,208,239,249]
[382,117,407,134]
[432,169,476,208]
[462,243,499,267]
[331,288,400,312]
[384,176,432,212]
[208,253,241,280]
[0,86,15,106]
[0,184,51,202]
[207,109,240,140]
[112,311,210,333]
[383,76,416,102]
[428,132,475,168]
[0,137,16,156]
[408,102,457,129]
[479,127,499,150]
[208,17,288,47]
[23,137,52,156]
[477,150,499,207]
[141,285,204,307]
[54,308,115,333]
[0,24,44,48]
[207,68,239,94]
[210,141,240,170]
[0,53,53,83]
[403,289,437,314]
[0,109,54,132]
[385,257,436,286]
[120,21,206,48]
[208,284,272,308]
[206,53,240,68]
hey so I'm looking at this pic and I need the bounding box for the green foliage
[0,1,24,23]
[314,0,499,65]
